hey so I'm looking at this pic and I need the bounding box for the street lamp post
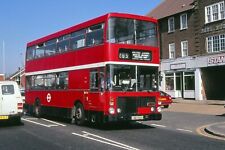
[2,41,6,78]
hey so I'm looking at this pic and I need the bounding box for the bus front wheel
[74,103,85,126]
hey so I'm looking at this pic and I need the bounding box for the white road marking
[22,118,65,128]
[22,118,52,128]
[72,131,140,150]
[24,117,38,120]
[82,131,139,150]
[176,128,193,133]
[150,124,167,128]
[48,124,59,127]
[42,118,66,127]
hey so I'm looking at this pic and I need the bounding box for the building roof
[147,0,195,19]
[9,68,25,80]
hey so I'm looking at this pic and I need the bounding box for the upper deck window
[108,17,158,47]
[26,23,104,61]
[26,46,36,60]
[35,44,45,58]
[57,34,70,53]
[86,24,104,46]
[45,39,57,56]
[70,29,86,50]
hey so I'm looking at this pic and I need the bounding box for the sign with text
[170,63,186,70]
[119,48,152,61]
[208,54,225,66]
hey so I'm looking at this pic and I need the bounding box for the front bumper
[0,113,22,121]
[103,113,162,123]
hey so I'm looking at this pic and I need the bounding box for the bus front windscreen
[107,17,158,47]
[106,64,158,92]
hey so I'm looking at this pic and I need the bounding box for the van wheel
[164,105,169,108]
[14,117,21,125]
[74,103,85,126]
[10,117,21,125]
[34,101,42,118]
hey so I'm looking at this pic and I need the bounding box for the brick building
[148,0,225,101]
[0,74,5,81]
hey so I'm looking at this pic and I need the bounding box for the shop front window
[184,72,195,90]
[165,73,174,90]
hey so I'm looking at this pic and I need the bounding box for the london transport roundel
[46,93,51,103]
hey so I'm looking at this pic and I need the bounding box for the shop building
[148,0,225,101]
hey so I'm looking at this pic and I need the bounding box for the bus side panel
[25,45,106,73]
[69,70,89,90]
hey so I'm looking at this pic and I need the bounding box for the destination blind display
[119,48,152,61]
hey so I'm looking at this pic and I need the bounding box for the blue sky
[0,0,162,75]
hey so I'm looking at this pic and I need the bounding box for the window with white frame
[165,73,174,90]
[205,1,225,23]
[207,34,225,53]
[168,17,175,32]
[180,13,188,30]
[220,2,225,19]
[169,43,175,59]
[207,37,213,53]
[181,41,188,57]
[184,72,195,90]
[221,34,225,50]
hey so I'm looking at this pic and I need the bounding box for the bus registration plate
[0,116,9,120]
[131,116,143,120]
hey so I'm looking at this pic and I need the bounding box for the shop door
[175,72,183,98]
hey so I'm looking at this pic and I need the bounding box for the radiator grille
[117,97,156,115]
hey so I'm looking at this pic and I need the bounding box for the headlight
[109,107,115,114]
[151,107,155,112]
[157,107,162,112]
[117,108,121,113]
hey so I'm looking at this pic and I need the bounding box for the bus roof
[27,13,157,47]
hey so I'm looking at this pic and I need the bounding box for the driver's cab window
[106,65,136,91]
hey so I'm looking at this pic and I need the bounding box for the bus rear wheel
[34,100,42,118]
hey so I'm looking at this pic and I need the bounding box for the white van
[0,81,23,123]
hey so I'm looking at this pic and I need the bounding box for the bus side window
[56,72,68,90]
[90,71,99,91]
[26,46,36,60]
[86,23,104,46]
[57,35,70,53]
[35,45,45,58]
[45,39,57,56]
[70,29,86,50]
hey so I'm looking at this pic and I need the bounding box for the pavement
[204,122,225,138]
[166,98,225,139]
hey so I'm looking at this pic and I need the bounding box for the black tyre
[164,105,169,108]
[10,116,21,125]
[14,117,21,125]
[74,103,85,126]
[34,100,42,118]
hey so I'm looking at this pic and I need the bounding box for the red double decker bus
[25,13,162,125]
